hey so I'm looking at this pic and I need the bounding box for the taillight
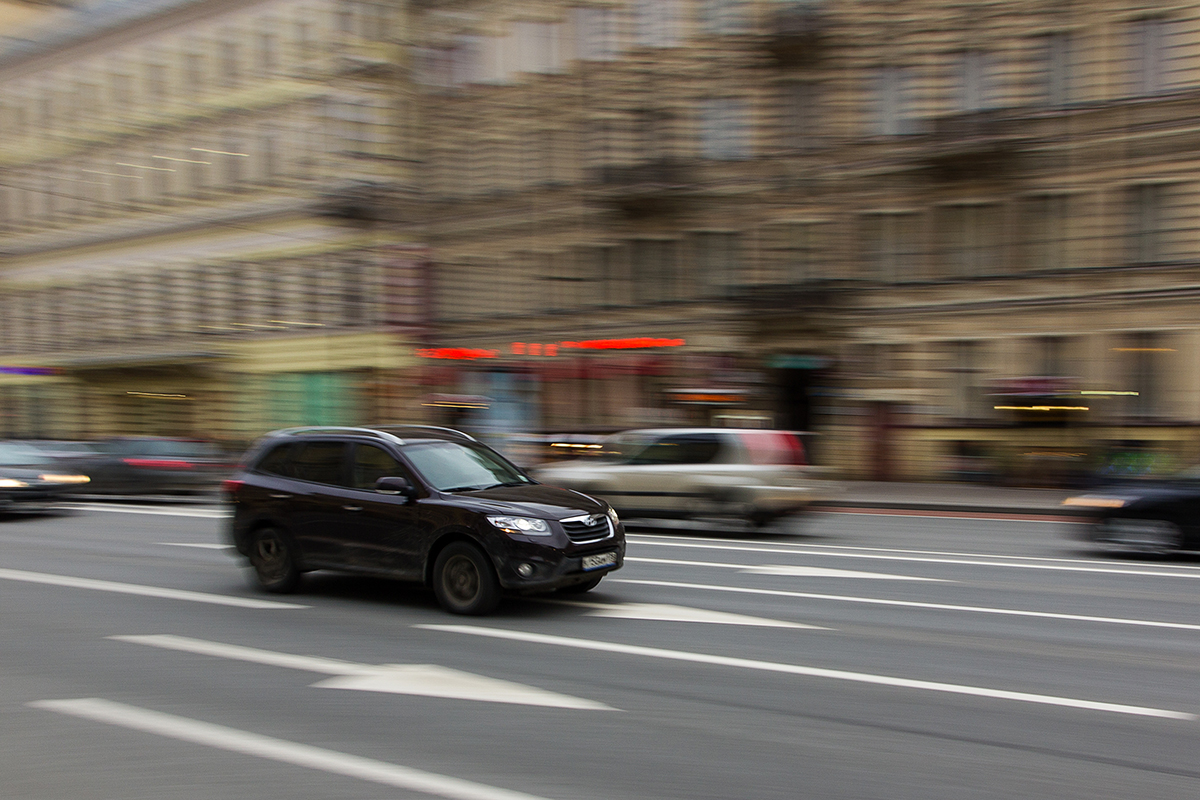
[122,458,193,469]
[222,479,245,500]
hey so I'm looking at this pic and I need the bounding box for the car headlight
[39,474,91,484]
[606,506,620,525]
[0,478,28,488]
[487,515,551,535]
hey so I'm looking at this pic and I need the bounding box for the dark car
[225,426,625,615]
[1065,468,1200,554]
[0,441,92,512]
[82,437,229,495]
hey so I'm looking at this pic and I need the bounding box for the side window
[289,441,348,485]
[254,442,295,477]
[629,434,720,465]
[352,444,408,490]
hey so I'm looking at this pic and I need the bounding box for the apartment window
[690,231,743,296]
[184,51,204,94]
[948,340,981,419]
[781,82,819,148]
[144,61,166,106]
[571,7,620,61]
[1129,184,1165,264]
[869,67,914,136]
[762,221,824,283]
[955,50,995,112]
[1022,195,1071,271]
[259,31,278,74]
[939,204,1002,277]
[630,239,677,303]
[514,22,564,74]
[111,71,132,108]
[221,38,240,87]
[1037,336,1066,377]
[861,213,920,282]
[633,0,682,48]
[450,36,485,85]
[222,138,244,186]
[699,98,750,160]
[1123,332,1164,417]
[1039,32,1073,106]
[700,0,748,35]
[1130,18,1169,95]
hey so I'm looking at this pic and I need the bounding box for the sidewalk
[812,481,1077,516]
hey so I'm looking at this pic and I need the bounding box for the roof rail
[271,426,405,444]
[374,425,477,442]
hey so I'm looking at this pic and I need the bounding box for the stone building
[0,0,423,445]
[412,0,1200,481]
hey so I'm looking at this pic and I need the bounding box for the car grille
[560,514,612,544]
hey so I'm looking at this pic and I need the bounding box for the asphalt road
[3,504,1200,800]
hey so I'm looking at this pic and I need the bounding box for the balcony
[762,2,828,68]
[920,110,1033,182]
[588,160,695,218]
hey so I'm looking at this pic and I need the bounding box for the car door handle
[269,493,291,499]
[343,505,363,512]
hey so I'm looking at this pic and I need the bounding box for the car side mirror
[375,476,415,499]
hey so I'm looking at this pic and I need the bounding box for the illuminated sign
[560,337,685,350]
[0,366,61,376]
[416,348,499,360]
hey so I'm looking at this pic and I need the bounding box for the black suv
[225,426,625,614]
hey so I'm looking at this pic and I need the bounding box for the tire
[556,575,604,594]
[248,527,301,594]
[433,541,501,615]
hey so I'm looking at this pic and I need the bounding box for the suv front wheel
[433,541,501,615]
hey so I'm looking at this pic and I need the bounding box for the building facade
[411,0,1200,481]
[0,0,424,446]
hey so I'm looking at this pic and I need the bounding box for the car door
[283,440,353,568]
[336,443,425,577]
[607,433,721,517]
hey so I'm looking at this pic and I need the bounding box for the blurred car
[82,437,229,495]
[0,441,91,512]
[1066,467,1200,554]
[532,428,825,527]
[226,425,624,614]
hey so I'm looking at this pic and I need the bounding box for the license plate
[581,551,617,571]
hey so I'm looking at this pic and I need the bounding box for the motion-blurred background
[0,0,1195,486]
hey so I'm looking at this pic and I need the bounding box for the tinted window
[0,443,46,466]
[255,443,295,477]
[403,441,532,492]
[629,434,721,465]
[290,441,348,485]
[352,444,408,490]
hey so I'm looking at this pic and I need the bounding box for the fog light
[516,563,535,578]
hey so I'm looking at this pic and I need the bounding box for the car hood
[441,483,607,518]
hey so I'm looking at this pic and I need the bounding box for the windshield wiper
[485,480,531,489]
[441,485,487,493]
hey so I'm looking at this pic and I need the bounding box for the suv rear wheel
[249,527,301,593]
[433,541,500,615]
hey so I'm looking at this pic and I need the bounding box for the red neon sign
[559,337,685,350]
[416,348,499,360]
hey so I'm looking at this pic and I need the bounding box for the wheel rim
[253,534,290,583]
[442,554,480,606]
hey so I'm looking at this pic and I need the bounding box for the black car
[225,426,625,614]
[1066,469,1200,554]
[0,441,92,512]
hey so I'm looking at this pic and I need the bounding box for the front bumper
[487,530,626,593]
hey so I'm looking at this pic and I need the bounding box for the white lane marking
[626,553,1200,580]
[156,544,235,551]
[554,600,824,628]
[111,634,612,710]
[31,698,559,800]
[627,534,1200,572]
[156,542,235,550]
[0,568,306,609]
[628,556,947,581]
[417,625,1195,721]
[741,565,945,581]
[62,503,229,519]
[612,579,1200,632]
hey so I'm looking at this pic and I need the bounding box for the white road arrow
[741,565,947,581]
[111,634,613,710]
[557,601,825,628]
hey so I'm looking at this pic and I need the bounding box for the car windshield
[593,433,653,463]
[0,443,48,466]
[403,440,533,492]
